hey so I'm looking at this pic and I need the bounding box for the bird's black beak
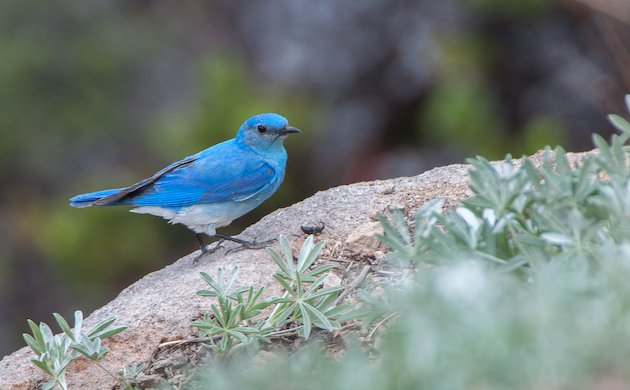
[281,125,300,135]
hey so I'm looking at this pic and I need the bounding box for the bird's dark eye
[257,124,267,133]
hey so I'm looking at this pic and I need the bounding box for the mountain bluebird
[70,113,299,253]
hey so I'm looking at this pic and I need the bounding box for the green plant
[264,234,345,339]
[23,311,126,390]
[117,362,146,390]
[195,258,630,390]
[192,268,271,358]
[192,235,347,359]
[379,95,630,273]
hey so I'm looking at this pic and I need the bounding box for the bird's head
[236,113,300,151]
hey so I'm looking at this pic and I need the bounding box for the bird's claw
[192,239,225,263]
[225,238,277,254]
[192,237,276,260]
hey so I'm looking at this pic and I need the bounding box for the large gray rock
[0,150,575,389]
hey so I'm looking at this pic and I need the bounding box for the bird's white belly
[131,201,260,236]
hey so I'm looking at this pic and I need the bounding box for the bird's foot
[224,237,278,254]
[192,237,225,263]
[193,233,276,259]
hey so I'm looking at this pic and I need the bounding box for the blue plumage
[70,113,299,239]
[70,189,121,206]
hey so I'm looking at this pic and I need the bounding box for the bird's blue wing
[92,154,200,206]
[119,143,277,208]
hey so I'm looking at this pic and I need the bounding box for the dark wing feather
[92,154,199,206]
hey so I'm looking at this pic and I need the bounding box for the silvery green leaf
[608,114,630,134]
[541,233,574,246]
[482,208,497,226]
[456,207,479,230]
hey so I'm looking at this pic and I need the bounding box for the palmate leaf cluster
[379,96,630,272]
[192,235,347,359]
[192,268,271,357]
[23,311,126,390]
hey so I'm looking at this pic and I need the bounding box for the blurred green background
[1,0,628,356]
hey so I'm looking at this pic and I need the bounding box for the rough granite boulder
[0,150,585,389]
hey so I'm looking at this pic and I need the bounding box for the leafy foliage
[192,235,347,359]
[380,96,630,273]
[195,257,630,389]
[23,311,126,390]
[192,268,270,358]
[265,235,345,339]
[117,362,146,390]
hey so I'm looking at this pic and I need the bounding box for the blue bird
[70,113,299,254]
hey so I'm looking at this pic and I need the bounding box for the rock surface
[0,150,584,389]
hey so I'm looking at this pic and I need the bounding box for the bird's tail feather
[69,189,122,208]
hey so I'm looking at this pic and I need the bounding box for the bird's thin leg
[195,233,206,252]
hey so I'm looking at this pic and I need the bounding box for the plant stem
[265,325,304,338]
[366,312,398,344]
[95,361,122,385]
[262,290,291,329]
